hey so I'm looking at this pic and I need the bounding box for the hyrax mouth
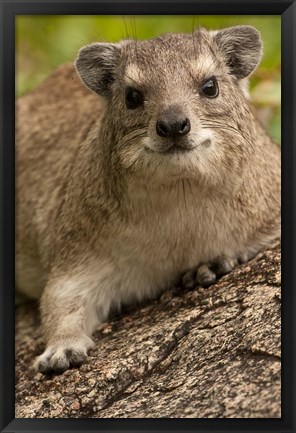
[144,138,197,155]
[157,141,196,155]
[161,147,193,155]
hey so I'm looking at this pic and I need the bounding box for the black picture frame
[0,0,295,432]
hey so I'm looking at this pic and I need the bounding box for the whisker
[120,73,140,87]
[187,179,198,208]
[117,131,148,151]
[149,160,162,181]
[200,120,255,150]
[194,153,208,173]
[125,152,144,170]
[122,16,130,40]
[182,179,187,212]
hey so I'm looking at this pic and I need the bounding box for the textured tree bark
[15,242,281,418]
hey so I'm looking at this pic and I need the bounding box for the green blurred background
[16,15,281,143]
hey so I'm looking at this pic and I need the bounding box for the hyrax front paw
[182,256,238,289]
[34,334,94,375]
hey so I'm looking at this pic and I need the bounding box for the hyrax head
[76,26,262,187]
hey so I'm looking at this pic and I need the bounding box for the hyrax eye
[201,77,219,98]
[125,87,144,109]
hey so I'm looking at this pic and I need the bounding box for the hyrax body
[16,26,280,374]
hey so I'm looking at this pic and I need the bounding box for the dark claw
[69,351,87,367]
[196,264,216,287]
[212,257,237,277]
[38,359,53,375]
[181,270,197,289]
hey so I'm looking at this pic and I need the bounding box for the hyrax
[16,26,280,374]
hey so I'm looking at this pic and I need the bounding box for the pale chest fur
[100,183,244,306]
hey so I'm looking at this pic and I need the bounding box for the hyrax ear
[212,26,262,79]
[75,43,121,96]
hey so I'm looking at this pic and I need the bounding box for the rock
[15,242,281,418]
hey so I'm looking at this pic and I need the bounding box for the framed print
[0,1,295,432]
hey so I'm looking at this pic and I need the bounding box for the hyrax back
[16,65,103,297]
[16,26,280,374]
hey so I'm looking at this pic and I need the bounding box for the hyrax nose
[156,112,191,138]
